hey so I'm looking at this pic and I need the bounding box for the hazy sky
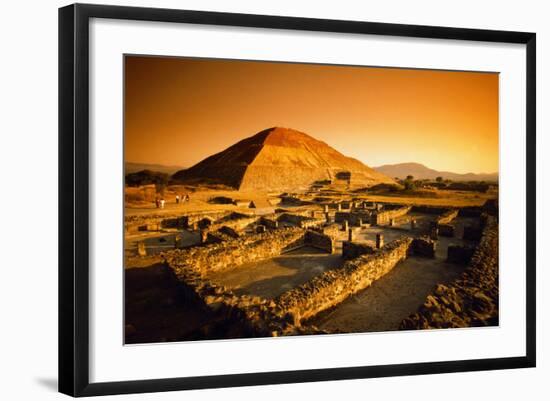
[125,56,498,174]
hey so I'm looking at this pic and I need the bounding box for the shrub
[125,170,169,187]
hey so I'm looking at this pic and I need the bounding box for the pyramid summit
[172,127,394,191]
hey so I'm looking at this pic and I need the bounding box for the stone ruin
[126,194,496,336]
[401,215,499,329]
[158,204,489,337]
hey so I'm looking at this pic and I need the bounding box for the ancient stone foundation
[304,230,335,254]
[260,216,279,229]
[371,206,412,225]
[279,213,325,229]
[276,237,413,321]
[411,237,436,258]
[208,213,259,233]
[165,230,416,337]
[335,211,371,226]
[342,241,376,260]
[125,210,233,234]
[436,209,459,225]
[206,230,234,244]
[165,227,306,275]
[161,201,498,338]
[400,216,499,330]
[317,223,341,238]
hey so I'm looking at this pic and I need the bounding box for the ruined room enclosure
[123,198,498,342]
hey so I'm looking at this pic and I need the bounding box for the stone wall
[125,209,232,233]
[411,236,436,257]
[172,267,325,338]
[276,237,413,321]
[334,211,371,226]
[260,215,279,229]
[165,227,306,275]
[178,210,233,229]
[334,212,351,224]
[436,209,459,225]
[206,230,235,244]
[318,223,341,238]
[279,213,324,228]
[299,217,326,229]
[400,216,499,329]
[277,213,310,226]
[208,213,258,233]
[371,206,412,225]
[218,226,240,238]
[305,230,335,254]
[342,241,376,260]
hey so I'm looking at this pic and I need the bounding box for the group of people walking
[155,193,190,209]
[175,193,190,204]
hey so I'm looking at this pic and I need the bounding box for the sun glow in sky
[125,56,498,174]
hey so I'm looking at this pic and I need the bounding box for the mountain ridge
[374,162,498,182]
[125,162,185,175]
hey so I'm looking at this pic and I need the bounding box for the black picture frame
[59,3,536,397]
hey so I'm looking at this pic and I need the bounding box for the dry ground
[125,184,497,217]
[125,185,280,217]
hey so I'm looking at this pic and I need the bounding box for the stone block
[412,237,436,257]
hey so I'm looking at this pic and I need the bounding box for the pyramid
[172,127,394,191]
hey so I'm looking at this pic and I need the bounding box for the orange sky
[125,56,498,174]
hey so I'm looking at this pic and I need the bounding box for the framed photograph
[59,3,536,397]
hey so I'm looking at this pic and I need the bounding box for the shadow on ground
[125,263,215,344]
[35,378,57,392]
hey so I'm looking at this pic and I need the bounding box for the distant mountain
[172,127,394,191]
[125,162,185,175]
[373,162,498,182]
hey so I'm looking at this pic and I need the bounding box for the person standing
[175,194,180,204]
[160,198,165,209]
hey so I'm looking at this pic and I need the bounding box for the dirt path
[307,217,476,333]
[307,255,466,333]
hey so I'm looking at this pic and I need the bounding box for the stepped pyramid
[172,127,394,191]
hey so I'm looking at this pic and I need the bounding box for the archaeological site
[123,55,500,344]
[124,127,499,344]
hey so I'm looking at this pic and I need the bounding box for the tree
[436,176,443,183]
[402,174,416,190]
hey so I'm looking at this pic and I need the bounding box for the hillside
[373,162,498,182]
[125,162,184,175]
[172,127,394,191]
